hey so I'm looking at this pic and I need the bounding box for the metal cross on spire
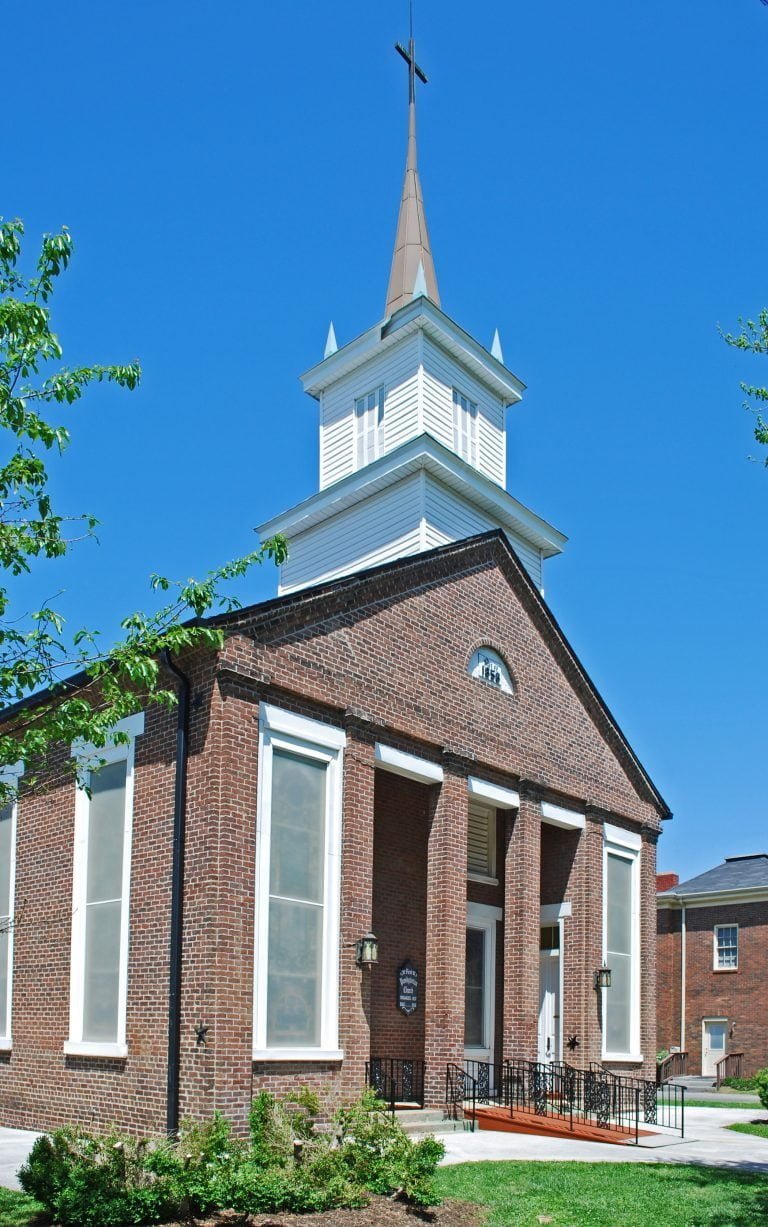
[385,3,441,316]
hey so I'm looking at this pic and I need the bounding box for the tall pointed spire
[385,20,440,316]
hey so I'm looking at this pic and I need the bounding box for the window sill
[63,1041,127,1059]
[602,1053,644,1064]
[252,1048,344,1062]
[713,967,738,973]
[0,1040,11,1052]
[467,873,499,886]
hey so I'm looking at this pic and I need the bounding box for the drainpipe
[162,650,190,1137]
[680,903,686,1055]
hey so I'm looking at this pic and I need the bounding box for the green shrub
[722,1073,762,1092]
[754,1068,768,1111]
[18,1087,445,1223]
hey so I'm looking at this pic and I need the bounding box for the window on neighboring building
[453,388,478,466]
[254,704,345,1060]
[467,803,496,880]
[603,828,641,1059]
[355,387,384,466]
[714,924,738,970]
[0,801,16,1047]
[66,714,142,1057]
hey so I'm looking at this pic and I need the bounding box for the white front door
[702,1019,727,1077]
[464,904,499,1068]
[538,925,561,1064]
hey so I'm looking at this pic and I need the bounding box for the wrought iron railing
[657,1051,687,1084]
[716,1051,744,1090]
[447,1059,687,1142]
[365,1057,425,1113]
[446,1062,477,1131]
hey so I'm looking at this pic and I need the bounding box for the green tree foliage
[722,309,768,463]
[0,218,286,801]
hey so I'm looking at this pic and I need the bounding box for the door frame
[701,1017,728,1078]
[539,902,570,1065]
[464,902,502,1066]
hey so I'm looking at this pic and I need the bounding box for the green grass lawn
[0,1188,46,1227]
[728,1121,768,1140]
[437,1161,768,1227]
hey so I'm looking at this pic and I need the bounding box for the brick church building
[0,36,670,1135]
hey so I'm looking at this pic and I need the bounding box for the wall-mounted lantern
[355,932,379,967]
[594,965,612,991]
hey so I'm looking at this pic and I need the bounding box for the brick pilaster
[503,784,541,1061]
[423,764,467,1105]
[339,724,376,1096]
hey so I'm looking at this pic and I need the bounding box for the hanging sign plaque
[397,961,418,1016]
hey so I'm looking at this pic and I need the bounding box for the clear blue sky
[7,1,767,879]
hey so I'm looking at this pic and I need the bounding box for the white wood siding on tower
[319,334,421,490]
[421,336,506,488]
[423,477,543,589]
[279,472,423,593]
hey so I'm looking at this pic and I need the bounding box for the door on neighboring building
[464,904,499,1069]
[702,1019,728,1078]
[538,924,561,1065]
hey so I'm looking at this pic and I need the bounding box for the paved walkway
[441,1107,768,1172]
[0,1127,40,1191]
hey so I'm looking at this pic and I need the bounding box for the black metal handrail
[446,1062,477,1131]
[365,1057,425,1113]
[588,1061,685,1135]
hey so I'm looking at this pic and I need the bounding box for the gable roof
[659,854,768,901]
[218,529,671,821]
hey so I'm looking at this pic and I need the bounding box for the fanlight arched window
[468,648,513,694]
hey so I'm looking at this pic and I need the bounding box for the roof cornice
[657,885,768,909]
[300,298,526,406]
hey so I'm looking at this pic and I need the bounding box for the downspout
[680,903,686,1055]
[162,650,190,1137]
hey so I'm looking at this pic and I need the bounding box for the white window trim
[713,923,739,971]
[468,776,519,809]
[602,833,642,1063]
[374,743,443,785]
[453,387,478,467]
[541,801,586,831]
[253,704,346,1062]
[354,386,385,467]
[0,763,23,1051]
[66,717,142,1058]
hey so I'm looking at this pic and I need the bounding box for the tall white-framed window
[602,824,641,1061]
[453,388,478,466]
[0,763,23,1050]
[354,386,384,467]
[66,713,143,1058]
[253,703,345,1061]
[714,924,738,970]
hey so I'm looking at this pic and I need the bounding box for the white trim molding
[374,743,443,785]
[0,762,23,1051]
[541,801,586,831]
[468,777,519,809]
[602,828,642,1064]
[67,721,142,1059]
[465,902,501,1067]
[254,705,346,1062]
[540,902,572,923]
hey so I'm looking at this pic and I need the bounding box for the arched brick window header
[467,644,514,695]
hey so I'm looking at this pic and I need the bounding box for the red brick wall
[657,901,768,1076]
[0,537,665,1132]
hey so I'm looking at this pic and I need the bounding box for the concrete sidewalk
[0,1127,40,1191]
[441,1106,768,1173]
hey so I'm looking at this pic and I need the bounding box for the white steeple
[257,33,566,596]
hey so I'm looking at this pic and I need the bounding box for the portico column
[339,721,376,1096]
[423,761,467,1105]
[503,783,541,1061]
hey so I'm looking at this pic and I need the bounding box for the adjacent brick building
[0,42,671,1136]
[657,855,768,1078]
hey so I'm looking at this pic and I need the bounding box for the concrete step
[394,1109,467,1136]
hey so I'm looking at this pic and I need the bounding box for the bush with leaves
[754,1068,768,1113]
[19,1088,444,1223]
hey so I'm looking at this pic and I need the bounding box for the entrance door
[464,904,499,1068]
[538,924,561,1064]
[702,1019,727,1078]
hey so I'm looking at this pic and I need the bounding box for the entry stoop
[394,1108,467,1136]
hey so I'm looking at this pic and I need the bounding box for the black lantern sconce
[594,965,612,991]
[355,932,379,967]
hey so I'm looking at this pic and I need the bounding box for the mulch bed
[165,1198,485,1227]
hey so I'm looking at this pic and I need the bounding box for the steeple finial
[385,12,440,316]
